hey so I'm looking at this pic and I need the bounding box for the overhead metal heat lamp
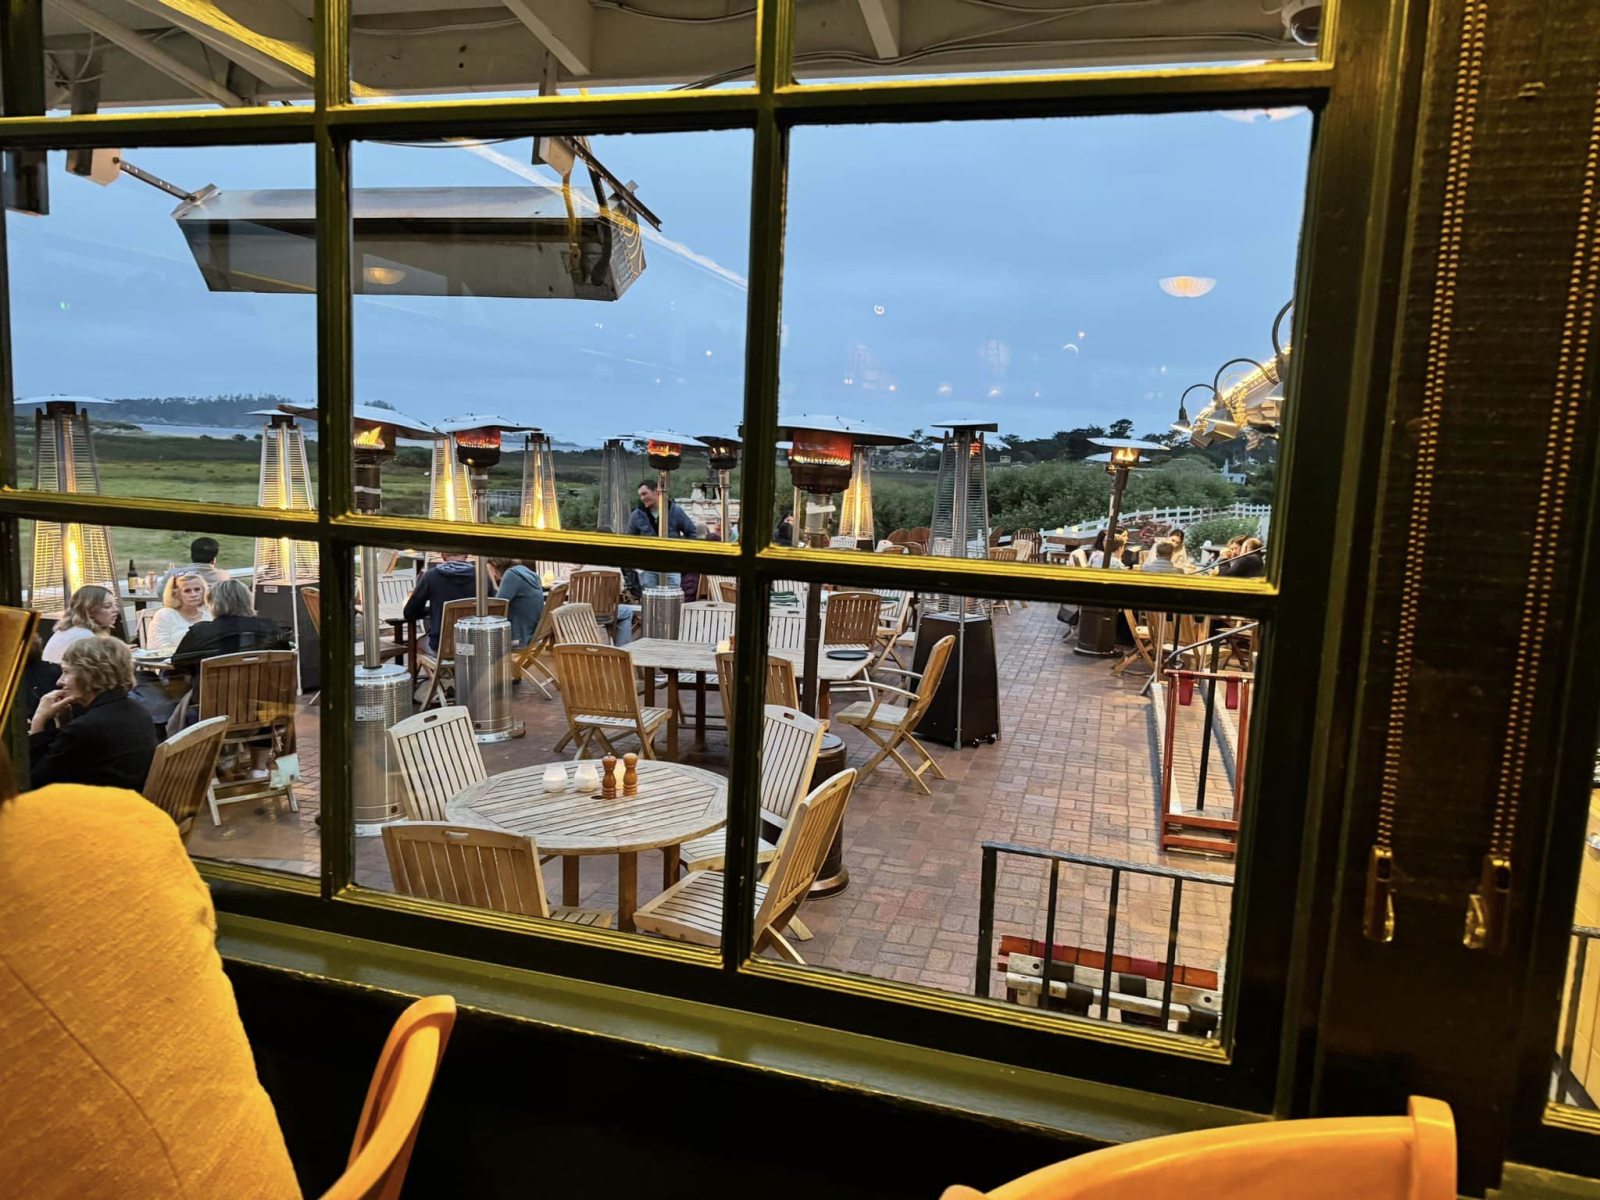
[596,437,634,534]
[519,432,561,532]
[249,407,321,694]
[17,396,119,611]
[777,414,908,549]
[1186,299,1293,449]
[1076,437,1167,658]
[436,415,538,744]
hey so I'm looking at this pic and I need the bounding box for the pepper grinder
[623,753,639,797]
[601,754,618,799]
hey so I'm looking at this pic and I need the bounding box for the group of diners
[25,538,290,792]
[1063,528,1265,579]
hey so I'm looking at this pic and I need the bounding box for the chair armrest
[862,680,920,702]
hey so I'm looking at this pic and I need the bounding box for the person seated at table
[42,585,119,663]
[149,572,210,655]
[155,535,231,598]
[487,558,545,648]
[171,580,289,668]
[403,551,477,655]
[1138,537,1181,574]
[1217,537,1266,579]
[28,637,156,791]
[1167,527,1194,572]
[628,479,697,590]
[773,510,795,547]
[0,783,301,1198]
[1089,531,1129,569]
[22,630,60,716]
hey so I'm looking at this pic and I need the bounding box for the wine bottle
[127,559,138,590]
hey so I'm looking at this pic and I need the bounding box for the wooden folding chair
[196,650,300,825]
[767,612,805,651]
[386,706,487,821]
[416,597,508,710]
[835,634,955,795]
[135,606,159,649]
[552,643,672,759]
[383,823,612,927]
[823,590,881,650]
[510,581,566,700]
[568,569,621,636]
[678,601,735,645]
[1113,609,1160,676]
[633,768,857,964]
[551,600,608,646]
[141,715,229,838]
[714,651,801,735]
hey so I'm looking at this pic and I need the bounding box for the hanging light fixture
[519,432,561,532]
[18,396,119,610]
[1159,276,1218,298]
[1174,383,1215,435]
[436,415,539,744]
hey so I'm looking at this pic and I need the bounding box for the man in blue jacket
[402,553,478,654]
[627,479,698,590]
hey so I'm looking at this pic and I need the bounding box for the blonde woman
[28,636,157,790]
[149,572,209,655]
[42,585,120,664]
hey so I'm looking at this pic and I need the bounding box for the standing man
[156,537,231,596]
[627,479,698,590]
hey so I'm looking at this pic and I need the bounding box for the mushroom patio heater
[1075,437,1167,658]
[519,432,561,531]
[250,407,320,694]
[633,430,705,637]
[696,432,741,543]
[18,396,119,613]
[919,421,1002,748]
[438,416,537,743]
[779,415,908,551]
[596,438,634,534]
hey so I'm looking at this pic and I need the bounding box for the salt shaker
[623,753,639,797]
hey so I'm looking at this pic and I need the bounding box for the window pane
[774,112,1303,579]
[24,523,319,877]
[352,543,737,950]
[348,131,750,527]
[33,4,315,113]
[1554,741,1600,1108]
[793,0,1321,84]
[744,584,1254,1044]
[350,7,757,102]
[6,145,318,509]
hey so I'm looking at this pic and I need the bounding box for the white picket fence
[1062,503,1272,543]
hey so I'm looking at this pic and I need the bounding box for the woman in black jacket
[29,636,157,791]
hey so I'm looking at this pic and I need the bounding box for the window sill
[217,911,1262,1150]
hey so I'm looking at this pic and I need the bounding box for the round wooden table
[447,760,726,931]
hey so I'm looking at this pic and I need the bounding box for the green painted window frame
[0,0,1407,1116]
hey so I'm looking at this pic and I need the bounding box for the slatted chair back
[876,590,912,627]
[386,706,487,822]
[553,643,643,724]
[436,597,507,660]
[383,822,553,917]
[700,575,737,603]
[679,601,736,644]
[713,578,738,604]
[989,547,1018,562]
[908,526,932,551]
[902,541,925,555]
[755,768,858,938]
[715,653,801,736]
[526,582,568,649]
[552,601,608,646]
[759,704,827,825]
[886,528,911,546]
[908,635,957,727]
[1012,540,1035,563]
[301,586,322,633]
[568,569,621,623]
[142,716,229,833]
[197,651,299,738]
[877,544,908,555]
[136,606,159,649]
[535,560,574,584]
[768,612,805,651]
[823,591,882,647]
[378,574,413,610]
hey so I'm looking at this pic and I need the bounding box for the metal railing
[975,841,1234,1035]
[1556,924,1600,1109]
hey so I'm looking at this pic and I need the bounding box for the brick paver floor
[186,602,1239,1022]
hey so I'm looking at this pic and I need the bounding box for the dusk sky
[6,108,1310,445]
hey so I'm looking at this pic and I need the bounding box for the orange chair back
[321,995,457,1200]
[942,1095,1454,1200]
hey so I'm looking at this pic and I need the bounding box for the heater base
[474,720,526,744]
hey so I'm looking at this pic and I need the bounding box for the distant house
[1220,464,1247,485]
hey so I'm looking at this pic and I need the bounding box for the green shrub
[1183,515,1259,553]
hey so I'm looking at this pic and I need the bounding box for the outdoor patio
[186,599,1237,1007]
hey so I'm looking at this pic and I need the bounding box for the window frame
[0,0,1406,1116]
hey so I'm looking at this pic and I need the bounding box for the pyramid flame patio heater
[438,416,537,742]
[428,433,473,524]
[250,407,321,694]
[519,432,561,531]
[18,396,119,613]
[920,421,1001,747]
[596,438,634,534]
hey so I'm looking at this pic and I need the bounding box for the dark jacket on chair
[171,615,289,671]
[29,688,158,791]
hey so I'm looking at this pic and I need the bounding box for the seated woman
[487,557,545,648]
[41,584,119,663]
[149,571,210,655]
[29,636,157,791]
[171,579,289,668]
